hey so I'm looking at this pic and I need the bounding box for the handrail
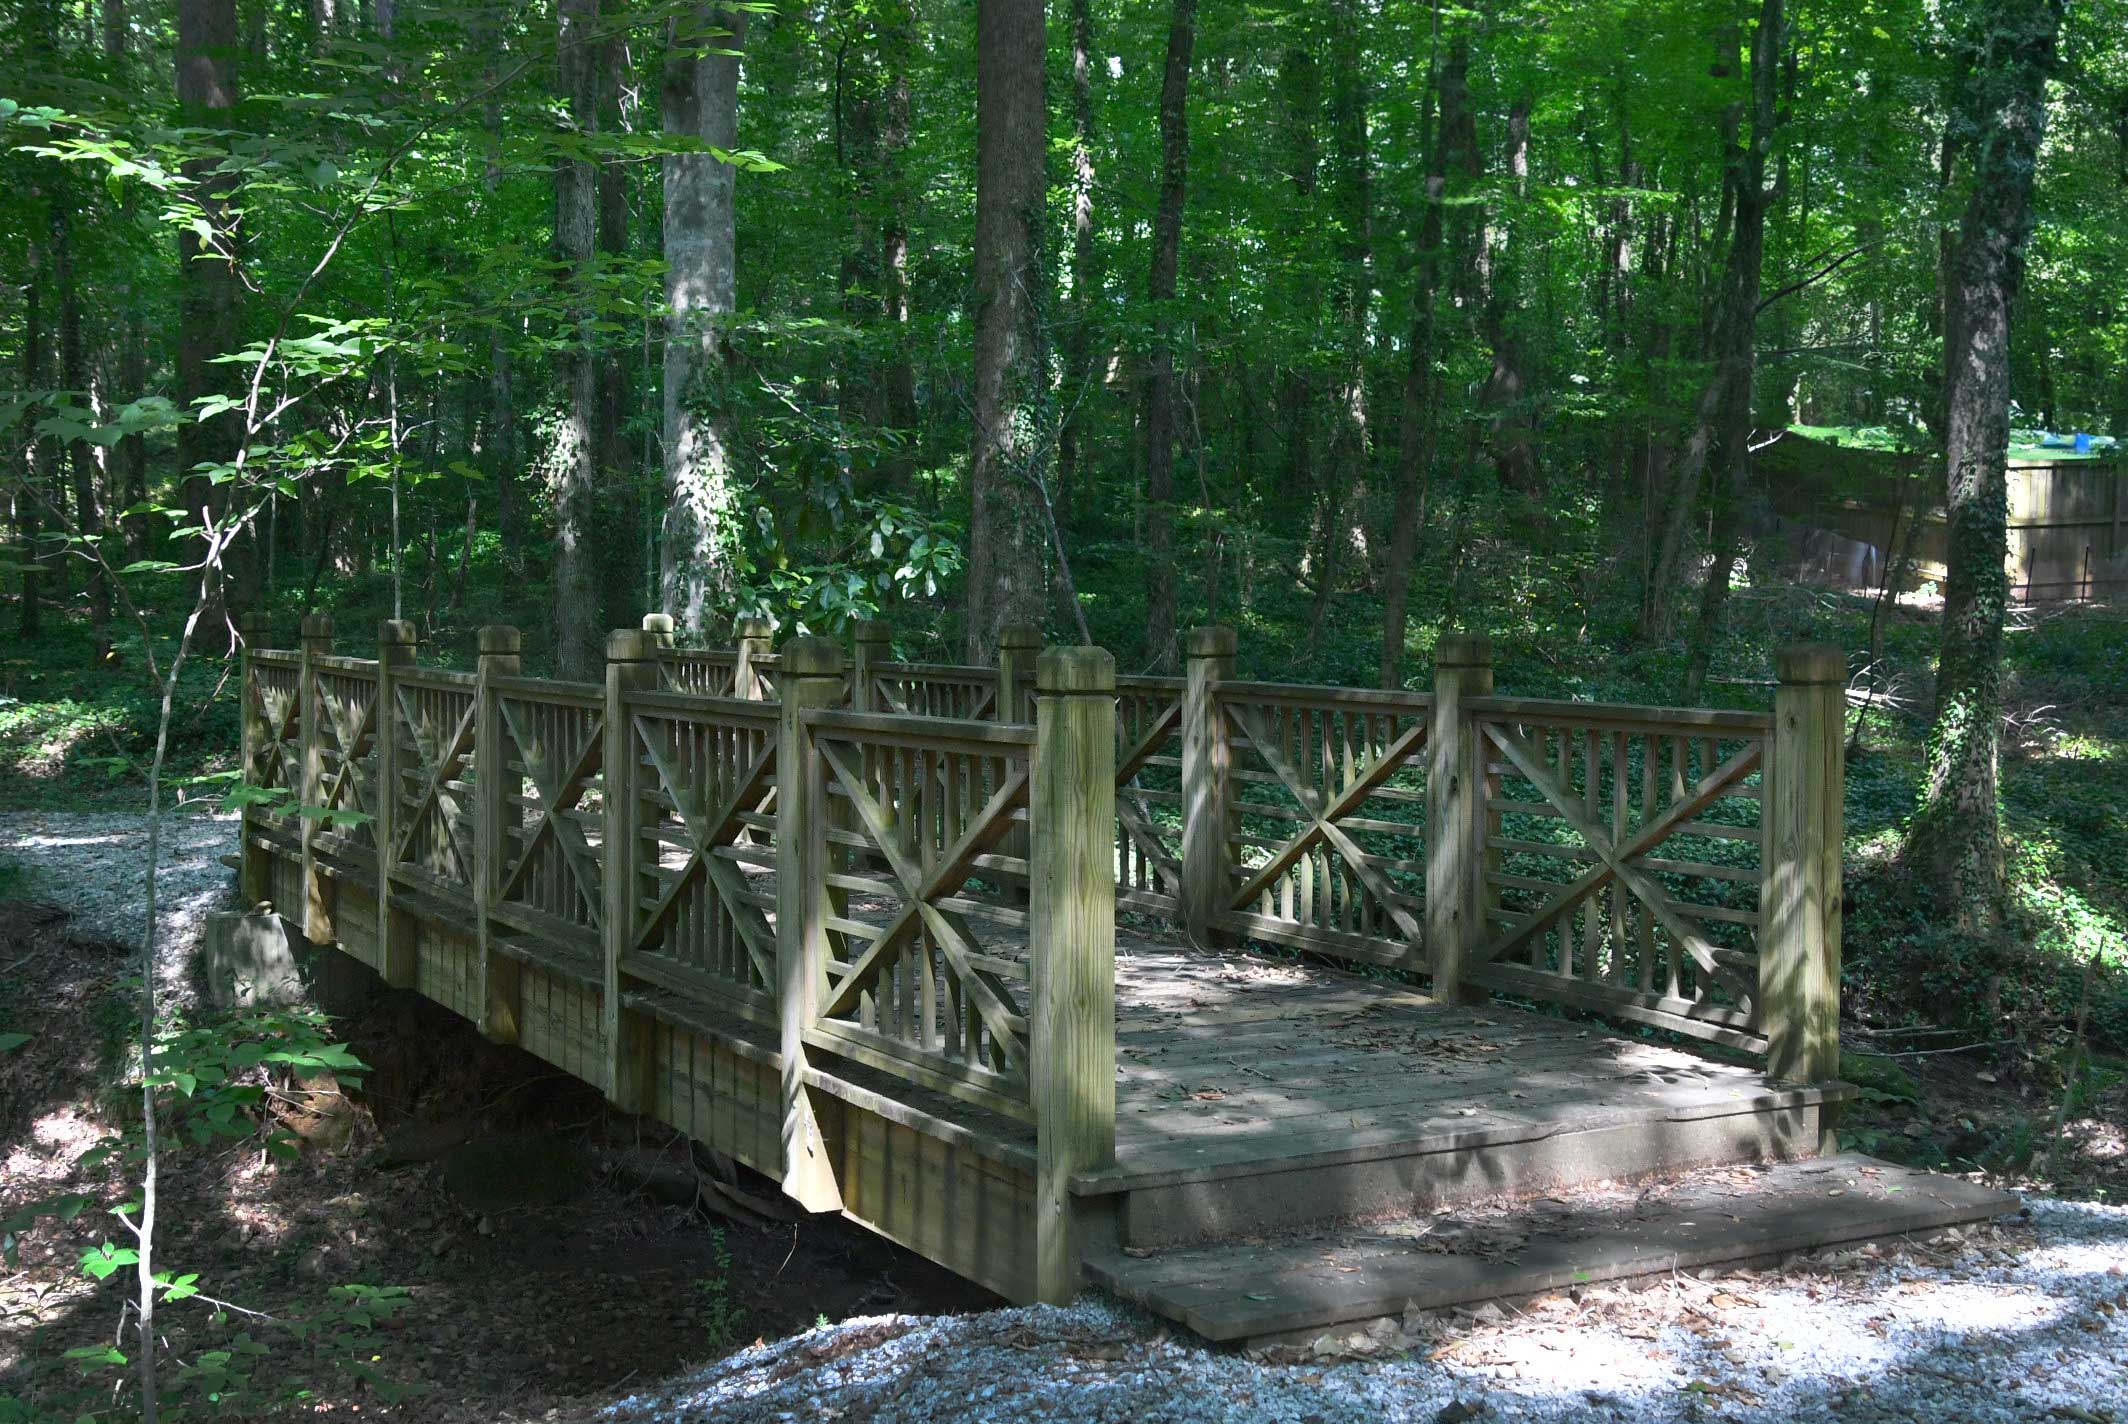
[238,611,1843,1305]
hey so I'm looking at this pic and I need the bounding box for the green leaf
[0,1032,29,1054]
[80,1242,140,1280]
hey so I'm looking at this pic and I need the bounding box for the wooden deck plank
[1086,1155,2018,1342]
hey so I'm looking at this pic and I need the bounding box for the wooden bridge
[232,613,2008,1342]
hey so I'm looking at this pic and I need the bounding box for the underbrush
[0,617,236,812]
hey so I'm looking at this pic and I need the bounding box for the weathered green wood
[604,629,660,1110]
[1425,632,1491,998]
[298,614,336,946]
[374,620,418,988]
[735,615,775,700]
[1763,644,1845,1091]
[775,635,847,1210]
[1181,626,1237,947]
[1030,645,1117,1303]
[237,611,274,908]
[474,625,523,1044]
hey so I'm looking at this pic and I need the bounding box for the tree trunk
[963,0,1049,660]
[175,0,241,622]
[1679,0,1784,698]
[1319,0,1370,504]
[101,0,151,564]
[877,0,919,488]
[1056,0,1099,525]
[1478,96,1537,501]
[553,0,604,678]
[660,3,748,639]
[1642,7,1780,650]
[1380,30,1463,688]
[474,35,523,576]
[55,184,111,650]
[15,231,44,640]
[1905,0,2063,924]
[596,27,640,631]
[1140,0,1196,674]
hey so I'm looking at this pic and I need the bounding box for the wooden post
[603,628,660,1110]
[474,625,523,1044]
[850,618,892,712]
[236,611,274,908]
[298,613,335,946]
[1427,633,1493,1001]
[1181,625,1237,948]
[373,620,418,989]
[642,612,675,650]
[996,623,1041,723]
[735,615,774,700]
[1030,644,1117,1305]
[774,635,846,1211]
[1763,644,1845,1096]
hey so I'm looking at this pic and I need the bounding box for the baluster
[376,620,417,988]
[298,614,336,948]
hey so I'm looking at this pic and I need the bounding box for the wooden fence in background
[237,612,1843,1300]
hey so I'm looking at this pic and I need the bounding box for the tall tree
[174,0,242,618]
[552,0,604,677]
[1905,0,2065,922]
[963,0,1049,659]
[876,0,919,487]
[55,178,111,651]
[1679,0,1785,695]
[595,21,640,631]
[15,224,44,640]
[104,0,151,563]
[1380,26,1464,687]
[660,3,749,638]
[1056,0,1100,523]
[1641,0,1781,652]
[1141,0,1197,672]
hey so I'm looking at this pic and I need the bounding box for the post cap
[478,624,522,656]
[1037,645,1115,694]
[237,611,272,637]
[641,612,675,633]
[781,634,845,676]
[852,617,893,646]
[998,622,1043,651]
[1435,632,1493,668]
[1184,625,1238,659]
[378,619,418,647]
[1776,644,1847,685]
[299,613,334,641]
[734,615,775,641]
[607,628,659,662]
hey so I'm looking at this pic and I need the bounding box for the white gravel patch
[604,1199,2128,1424]
[0,809,240,1002]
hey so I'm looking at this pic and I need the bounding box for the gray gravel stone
[603,1203,2127,1422]
[0,809,240,1007]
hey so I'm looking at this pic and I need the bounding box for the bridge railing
[237,611,1842,1298]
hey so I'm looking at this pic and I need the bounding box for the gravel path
[0,809,239,1002]
[603,1201,2128,1424]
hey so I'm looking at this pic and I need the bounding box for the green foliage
[693,1228,748,1351]
[0,1281,423,1421]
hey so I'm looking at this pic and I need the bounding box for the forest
[5,0,2128,1417]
